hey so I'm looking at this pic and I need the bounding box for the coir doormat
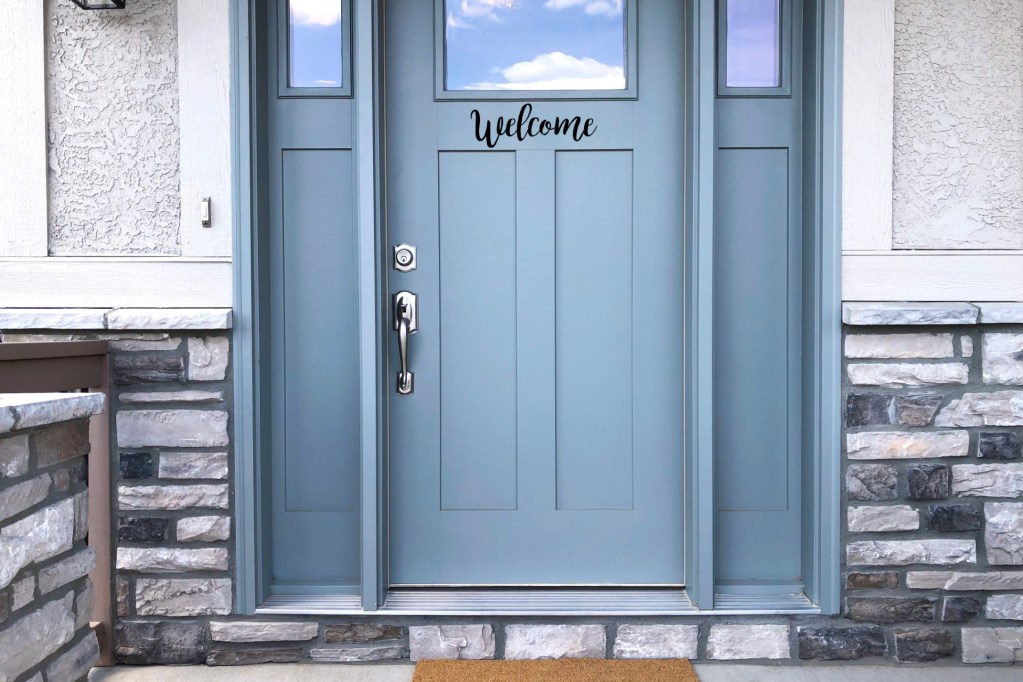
[413,659,699,682]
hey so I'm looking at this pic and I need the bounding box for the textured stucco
[892,0,1023,249]
[46,0,181,255]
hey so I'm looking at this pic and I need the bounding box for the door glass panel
[444,0,627,91]
[288,0,344,88]
[725,0,781,88]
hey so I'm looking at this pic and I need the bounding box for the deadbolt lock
[393,244,417,272]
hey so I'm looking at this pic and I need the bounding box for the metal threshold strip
[257,589,820,616]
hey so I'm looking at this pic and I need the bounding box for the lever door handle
[392,291,418,395]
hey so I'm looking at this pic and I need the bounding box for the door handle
[392,291,418,395]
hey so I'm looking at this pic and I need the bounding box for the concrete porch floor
[89,663,1020,682]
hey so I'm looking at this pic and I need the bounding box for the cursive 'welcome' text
[470,103,597,149]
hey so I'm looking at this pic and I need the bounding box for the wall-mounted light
[71,0,126,9]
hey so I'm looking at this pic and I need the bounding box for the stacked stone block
[0,393,105,682]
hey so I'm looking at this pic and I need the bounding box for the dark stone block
[896,394,944,427]
[893,628,954,662]
[846,464,898,501]
[0,590,9,625]
[924,504,982,532]
[115,620,207,665]
[113,355,185,385]
[118,517,168,544]
[978,432,1021,460]
[34,421,90,467]
[119,453,153,480]
[846,597,935,623]
[324,623,404,644]
[845,394,893,428]
[941,596,981,623]
[207,648,303,666]
[846,572,899,590]
[52,468,71,493]
[798,626,887,661]
[72,457,88,483]
[907,464,950,500]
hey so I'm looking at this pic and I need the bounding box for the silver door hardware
[392,291,418,395]
[201,197,212,228]
[393,244,416,272]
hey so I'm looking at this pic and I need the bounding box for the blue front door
[385,0,686,586]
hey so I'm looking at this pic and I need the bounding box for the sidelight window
[281,0,352,96]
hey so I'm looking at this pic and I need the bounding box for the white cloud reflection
[465,51,625,90]
[289,0,342,27]
[543,0,622,17]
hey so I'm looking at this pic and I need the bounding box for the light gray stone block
[109,337,181,351]
[75,581,94,630]
[983,334,1023,385]
[847,363,969,387]
[159,452,228,480]
[0,309,108,330]
[845,334,954,359]
[210,621,319,643]
[0,499,74,589]
[961,336,975,358]
[188,337,230,381]
[846,431,969,460]
[117,410,229,448]
[985,502,1023,564]
[987,595,1023,621]
[953,464,1023,498]
[907,571,1023,591]
[842,303,978,326]
[409,625,495,661]
[936,391,1023,427]
[961,627,1023,663]
[46,630,100,682]
[118,484,229,510]
[119,390,224,404]
[177,516,231,543]
[0,592,75,681]
[309,644,409,662]
[38,548,96,594]
[116,547,228,573]
[706,624,790,660]
[12,575,36,611]
[979,303,1023,324]
[846,539,976,566]
[135,578,232,616]
[0,434,29,478]
[847,505,919,532]
[0,393,105,431]
[613,624,698,659]
[0,474,52,523]
[106,308,233,330]
[73,490,89,542]
[504,624,606,660]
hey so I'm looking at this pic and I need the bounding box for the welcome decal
[471,103,597,149]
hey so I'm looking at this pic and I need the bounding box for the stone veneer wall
[0,393,106,682]
[4,303,1023,667]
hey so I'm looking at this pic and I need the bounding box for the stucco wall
[892,0,1023,250]
[46,0,181,256]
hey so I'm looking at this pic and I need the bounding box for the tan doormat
[413,659,699,682]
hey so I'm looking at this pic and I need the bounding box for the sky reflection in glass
[726,0,781,88]
[445,0,626,91]
[289,0,344,88]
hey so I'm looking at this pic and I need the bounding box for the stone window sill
[0,308,232,331]
[843,302,1023,326]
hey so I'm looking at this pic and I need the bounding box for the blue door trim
[232,0,843,615]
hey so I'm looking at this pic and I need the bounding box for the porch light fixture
[71,0,126,9]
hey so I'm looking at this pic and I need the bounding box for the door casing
[231,0,844,615]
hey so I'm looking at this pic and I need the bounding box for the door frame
[232,0,843,614]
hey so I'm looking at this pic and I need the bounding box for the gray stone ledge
[0,393,105,436]
[843,302,980,326]
[0,308,232,331]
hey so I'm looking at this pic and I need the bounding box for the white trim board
[841,0,895,251]
[843,252,1023,302]
[0,1,47,257]
[0,258,232,308]
[178,0,233,257]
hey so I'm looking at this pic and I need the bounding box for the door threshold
[256,588,821,616]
